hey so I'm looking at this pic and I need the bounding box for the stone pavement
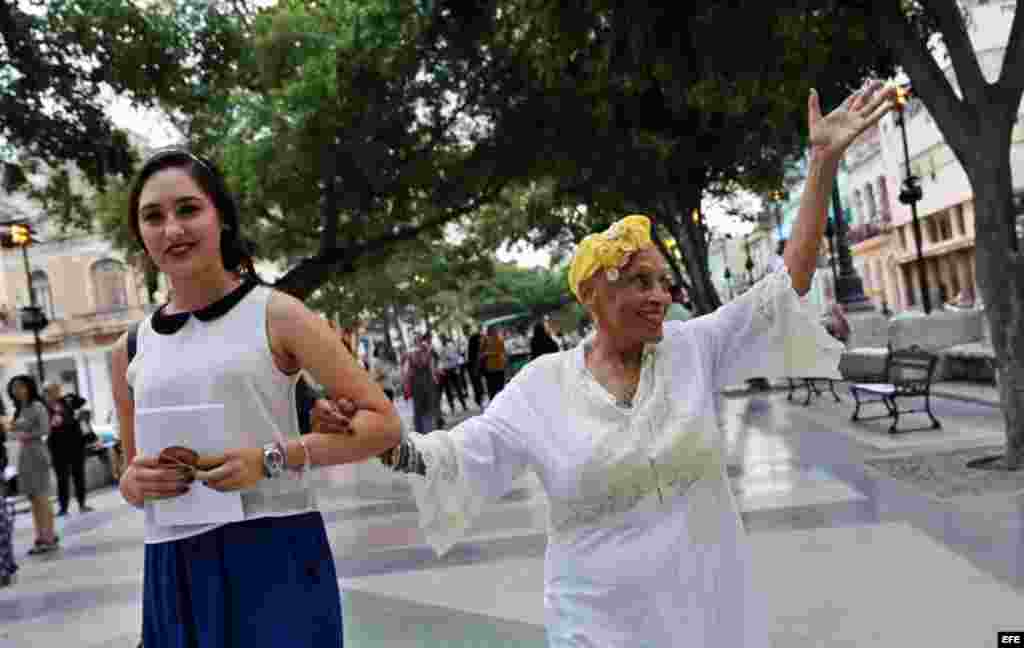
[2,391,1023,647]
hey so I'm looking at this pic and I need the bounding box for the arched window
[91,259,128,312]
[30,270,55,320]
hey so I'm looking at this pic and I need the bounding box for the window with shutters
[91,259,128,312]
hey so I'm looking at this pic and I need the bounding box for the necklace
[584,342,642,408]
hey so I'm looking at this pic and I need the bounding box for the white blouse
[406,268,843,646]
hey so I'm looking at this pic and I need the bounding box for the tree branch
[275,185,506,300]
[922,0,988,100]
[870,1,975,155]
[256,207,318,243]
[998,0,1024,95]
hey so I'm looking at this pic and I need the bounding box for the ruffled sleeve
[687,267,844,390]
[407,381,537,556]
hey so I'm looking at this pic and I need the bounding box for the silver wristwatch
[262,442,286,479]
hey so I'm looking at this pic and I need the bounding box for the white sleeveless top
[127,283,316,544]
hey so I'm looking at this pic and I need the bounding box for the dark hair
[128,148,256,276]
[669,284,684,303]
[7,374,43,421]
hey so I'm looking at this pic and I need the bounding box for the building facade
[843,0,1023,313]
[0,191,152,424]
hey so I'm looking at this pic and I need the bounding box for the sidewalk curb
[931,389,1000,408]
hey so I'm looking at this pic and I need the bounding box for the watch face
[265,444,285,477]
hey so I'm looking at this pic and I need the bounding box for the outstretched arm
[786,81,897,294]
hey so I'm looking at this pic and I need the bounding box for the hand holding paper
[136,404,245,527]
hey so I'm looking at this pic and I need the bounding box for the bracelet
[296,436,312,474]
[380,438,426,476]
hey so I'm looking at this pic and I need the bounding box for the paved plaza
[2,389,1023,647]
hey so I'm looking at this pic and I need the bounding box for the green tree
[1,0,249,189]
[433,1,895,314]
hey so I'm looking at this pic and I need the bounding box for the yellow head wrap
[568,214,654,299]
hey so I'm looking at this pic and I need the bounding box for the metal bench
[850,345,941,434]
[786,377,841,406]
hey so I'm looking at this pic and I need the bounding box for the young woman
[112,148,402,648]
[5,375,58,555]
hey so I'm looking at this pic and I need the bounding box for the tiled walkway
[1,393,1022,647]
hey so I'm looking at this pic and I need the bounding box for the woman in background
[6,375,58,555]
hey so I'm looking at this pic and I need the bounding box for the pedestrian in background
[438,336,468,414]
[44,383,93,516]
[0,431,16,585]
[4,375,58,555]
[371,346,400,401]
[529,321,560,360]
[406,333,441,433]
[480,326,507,399]
[464,325,485,408]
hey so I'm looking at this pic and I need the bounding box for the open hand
[809,80,898,160]
[311,398,356,435]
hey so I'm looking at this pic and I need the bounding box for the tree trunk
[648,214,692,296]
[664,206,722,315]
[967,135,1024,469]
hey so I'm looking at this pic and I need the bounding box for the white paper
[135,404,244,527]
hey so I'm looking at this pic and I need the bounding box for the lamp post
[744,234,755,285]
[825,211,839,301]
[831,175,872,310]
[894,85,932,314]
[721,235,734,300]
[2,222,47,383]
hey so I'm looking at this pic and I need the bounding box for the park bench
[849,345,941,434]
[939,342,998,384]
[786,376,841,406]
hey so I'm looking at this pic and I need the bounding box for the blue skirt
[143,512,343,648]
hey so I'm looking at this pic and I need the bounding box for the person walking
[479,327,507,399]
[405,333,441,433]
[529,321,560,360]
[438,336,468,414]
[371,346,400,401]
[44,383,93,516]
[463,325,485,408]
[0,434,16,585]
[112,148,401,648]
[345,81,895,646]
[5,375,58,555]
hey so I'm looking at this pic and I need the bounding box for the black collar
[151,279,259,335]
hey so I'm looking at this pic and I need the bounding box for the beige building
[0,190,152,423]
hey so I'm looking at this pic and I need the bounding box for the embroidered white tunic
[407,269,844,647]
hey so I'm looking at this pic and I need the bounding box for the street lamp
[1,222,47,383]
[894,84,932,314]
[744,234,755,285]
[830,172,872,310]
[721,234,734,300]
[825,211,839,299]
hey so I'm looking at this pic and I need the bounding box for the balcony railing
[0,303,156,336]
[847,222,884,245]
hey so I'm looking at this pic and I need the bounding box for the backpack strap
[126,321,140,393]
[127,321,140,363]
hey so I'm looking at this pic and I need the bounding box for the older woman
[319,82,896,645]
